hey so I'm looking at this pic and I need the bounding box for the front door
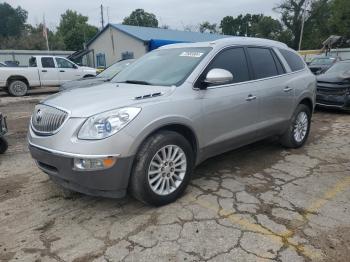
[55,57,82,84]
[197,47,261,159]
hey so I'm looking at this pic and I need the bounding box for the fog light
[73,157,117,171]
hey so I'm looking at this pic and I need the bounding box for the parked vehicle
[0,62,7,67]
[0,113,8,154]
[0,56,97,96]
[28,38,316,206]
[308,56,340,75]
[316,60,350,111]
[59,59,135,91]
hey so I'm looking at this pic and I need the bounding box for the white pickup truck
[0,56,97,96]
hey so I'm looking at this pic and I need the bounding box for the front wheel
[130,131,194,206]
[0,137,8,154]
[280,104,311,148]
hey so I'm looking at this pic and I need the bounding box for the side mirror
[202,68,233,88]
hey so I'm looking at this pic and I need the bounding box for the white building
[85,24,228,68]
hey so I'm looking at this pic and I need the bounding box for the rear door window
[41,57,56,68]
[279,49,305,72]
[247,47,279,79]
[199,47,250,86]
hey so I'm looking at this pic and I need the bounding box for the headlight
[78,107,141,140]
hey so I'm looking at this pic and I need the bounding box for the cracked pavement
[0,90,349,262]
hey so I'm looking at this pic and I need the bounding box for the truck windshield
[112,47,212,86]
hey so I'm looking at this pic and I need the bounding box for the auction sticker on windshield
[180,52,204,58]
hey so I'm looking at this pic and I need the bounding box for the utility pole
[100,4,104,29]
[298,0,309,51]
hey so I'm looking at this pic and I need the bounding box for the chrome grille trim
[31,104,69,135]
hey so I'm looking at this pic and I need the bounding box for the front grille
[317,81,350,96]
[31,104,68,135]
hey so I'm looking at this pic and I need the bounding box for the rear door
[246,47,294,136]
[198,47,261,158]
[55,57,82,84]
[39,57,60,86]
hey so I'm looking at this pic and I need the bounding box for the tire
[280,104,311,148]
[130,131,194,206]
[0,137,8,154]
[8,80,28,97]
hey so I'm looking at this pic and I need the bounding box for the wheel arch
[298,97,314,114]
[132,122,200,165]
[6,75,29,87]
[83,74,95,78]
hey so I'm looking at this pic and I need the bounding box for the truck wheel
[130,131,194,206]
[279,104,311,148]
[0,137,8,154]
[8,80,28,96]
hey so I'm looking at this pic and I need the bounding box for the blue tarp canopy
[148,39,188,51]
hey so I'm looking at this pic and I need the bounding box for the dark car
[316,60,350,111]
[59,59,135,91]
[0,113,8,154]
[308,57,340,75]
[0,62,7,67]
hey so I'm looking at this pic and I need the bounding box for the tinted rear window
[279,49,305,72]
[247,48,279,79]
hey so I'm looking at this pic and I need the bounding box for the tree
[0,2,27,37]
[57,10,98,51]
[220,14,283,40]
[251,16,283,39]
[330,0,350,39]
[274,0,307,49]
[123,9,158,28]
[199,21,218,34]
[302,0,332,49]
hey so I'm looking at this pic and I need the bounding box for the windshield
[98,59,134,79]
[310,58,334,66]
[326,62,350,74]
[112,47,212,86]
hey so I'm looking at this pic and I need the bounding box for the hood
[317,72,350,83]
[43,82,175,117]
[60,77,106,90]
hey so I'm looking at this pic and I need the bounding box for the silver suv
[28,38,316,206]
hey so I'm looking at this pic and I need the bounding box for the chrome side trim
[29,141,121,159]
[316,102,347,109]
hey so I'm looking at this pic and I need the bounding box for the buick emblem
[36,109,43,123]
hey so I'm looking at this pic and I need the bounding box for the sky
[7,0,280,31]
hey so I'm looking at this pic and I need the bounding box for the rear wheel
[130,131,194,206]
[280,104,311,148]
[8,80,28,96]
[0,137,8,154]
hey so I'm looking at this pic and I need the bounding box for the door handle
[59,70,65,72]
[246,94,257,101]
[284,87,293,92]
[42,70,47,72]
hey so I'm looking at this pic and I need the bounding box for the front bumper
[29,144,134,198]
[316,93,350,111]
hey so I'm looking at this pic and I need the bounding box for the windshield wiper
[122,80,151,85]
